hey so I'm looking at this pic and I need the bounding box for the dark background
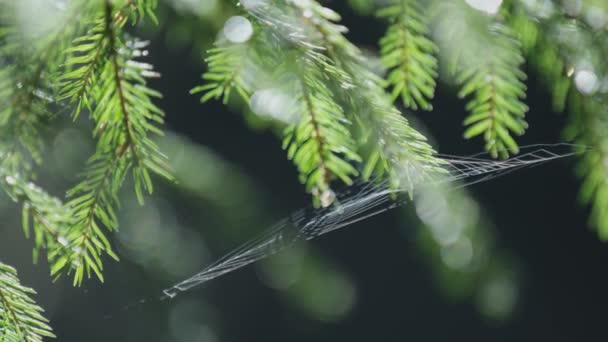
[3,1,608,341]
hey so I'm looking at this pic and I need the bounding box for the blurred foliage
[504,0,608,239]
[259,244,357,322]
[412,184,519,320]
[3,0,608,339]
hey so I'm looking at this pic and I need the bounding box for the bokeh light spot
[241,0,266,11]
[574,69,599,95]
[477,273,518,320]
[441,237,474,270]
[250,89,298,123]
[223,16,253,43]
[465,0,502,15]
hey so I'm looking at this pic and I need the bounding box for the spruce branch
[281,53,361,199]
[378,0,438,110]
[432,3,529,158]
[0,0,92,180]
[0,0,103,285]
[457,24,528,159]
[508,1,608,239]
[58,17,110,118]
[55,0,171,285]
[191,43,254,104]
[284,0,446,190]
[199,0,446,196]
[0,48,50,175]
[0,172,73,274]
[565,97,608,239]
[196,3,362,203]
[0,262,55,342]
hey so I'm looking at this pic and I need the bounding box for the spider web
[160,143,581,299]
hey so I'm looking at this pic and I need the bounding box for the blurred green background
[3,0,608,340]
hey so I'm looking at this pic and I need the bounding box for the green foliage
[297,1,445,190]
[456,23,528,159]
[281,53,362,195]
[58,17,109,118]
[508,1,608,239]
[1,0,170,291]
[0,1,93,286]
[432,2,530,159]
[193,6,363,201]
[57,2,172,285]
[0,32,50,175]
[0,262,54,342]
[1,174,71,268]
[505,3,573,113]
[132,0,159,23]
[5,0,608,338]
[378,0,438,111]
[0,61,47,174]
[191,43,253,104]
[565,98,608,239]
[195,0,446,200]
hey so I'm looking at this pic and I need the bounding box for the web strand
[161,143,582,299]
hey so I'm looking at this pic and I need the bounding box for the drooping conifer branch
[0,262,55,342]
[378,0,438,111]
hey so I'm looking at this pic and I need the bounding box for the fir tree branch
[198,0,446,196]
[0,0,95,284]
[0,172,72,273]
[457,24,529,159]
[57,0,172,285]
[434,2,529,159]
[195,2,362,203]
[565,97,608,239]
[508,1,608,239]
[58,18,110,118]
[281,53,361,199]
[0,54,48,175]
[0,262,55,342]
[285,0,446,190]
[378,0,438,110]
[191,43,254,104]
